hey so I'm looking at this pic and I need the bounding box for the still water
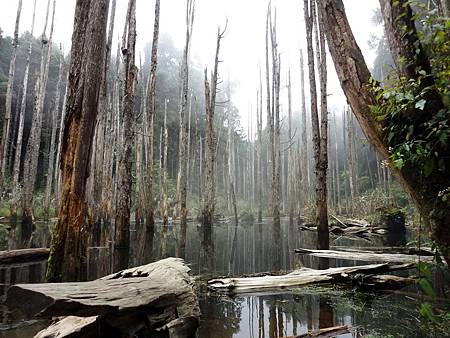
[0,218,448,337]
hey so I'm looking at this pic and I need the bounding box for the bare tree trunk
[304,0,328,249]
[46,0,109,282]
[299,49,309,222]
[333,111,341,214]
[257,74,263,222]
[176,0,195,258]
[22,0,54,245]
[202,26,224,229]
[0,0,22,192]
[43,49,64,221]
[114,0,137,272]
[10,0,37,225]
[143,0,160,261]
[316,0,329,249]
[161,99,169,226]
[54,77,68,209]
[287,69,294,225]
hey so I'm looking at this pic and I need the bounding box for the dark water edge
[0,218,448,337]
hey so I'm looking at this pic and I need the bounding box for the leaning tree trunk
[46,0,109,282]
[114,0,137,272]
[10,0,37,226]
[22,0,54,246]
[318,0,450,264]
[0,0,22,193]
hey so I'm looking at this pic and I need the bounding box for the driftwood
[208,263,412,294]
[0,248,49,265]
[6,257,200,338]
[295,248,435,264]
[331,246,434,256]
[282,325,350,338]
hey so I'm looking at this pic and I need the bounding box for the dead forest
[0,0,449,337]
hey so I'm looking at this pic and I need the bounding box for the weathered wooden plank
[208,263,412,294]
[0,248,49,265]
[6,258,200,337]
[295,248,435,264]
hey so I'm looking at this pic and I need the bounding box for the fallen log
[0,248,49,265]
[295,248,435,264]
[282,325,349,338]
[208,263,412,294]
[331,246,434,256]
[6,257,200,338]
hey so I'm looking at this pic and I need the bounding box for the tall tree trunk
[114,0,137,272]
[22,0,54,246]
[43,49,64,221]
[10,0,37,226]
[333,111,341,214]
[176,0,195,258]
[319,0,450,263]
[299,49,309,222]
[202,27,224,229]
[0,0,22,192]
[46,0,109,282]
[161,99,169,226]
[304,0,328,249]
[316,0,329,250]
[287,69,294,225]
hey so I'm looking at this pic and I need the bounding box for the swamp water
[0,218,448,338]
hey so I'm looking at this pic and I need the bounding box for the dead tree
[10,0,37,225]
[22,0,54,244]
[287,69,295,225]
[43,48,64,221]
[319,0,450,264]
[176,0,195,258]
[114,0,137,272]
[0,0,22,192]
[201,26,224,229]
[161,99,169,226]
[304,0,329,249]
[141,0,160,260]
[46,0,109,282]
[299,49,309,222]
[257,72,263,222]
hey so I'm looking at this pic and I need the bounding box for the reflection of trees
[198,294,242,338]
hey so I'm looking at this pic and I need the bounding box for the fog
[0,0,382,135]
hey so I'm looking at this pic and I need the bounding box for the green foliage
[369,10,450,178]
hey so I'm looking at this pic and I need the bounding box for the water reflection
[0,217,440,338]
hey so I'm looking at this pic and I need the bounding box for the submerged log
[208,263,412,294]
[295,248,435,264]
[6,258,200,337]
[282,325,349,338]
[0,248,49,265]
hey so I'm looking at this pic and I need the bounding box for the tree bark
[46,0,109,282]
[0,0,22,192]
[299,49,309,222]
[114,0,137,272]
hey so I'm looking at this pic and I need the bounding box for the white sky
[0,0,382,137]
